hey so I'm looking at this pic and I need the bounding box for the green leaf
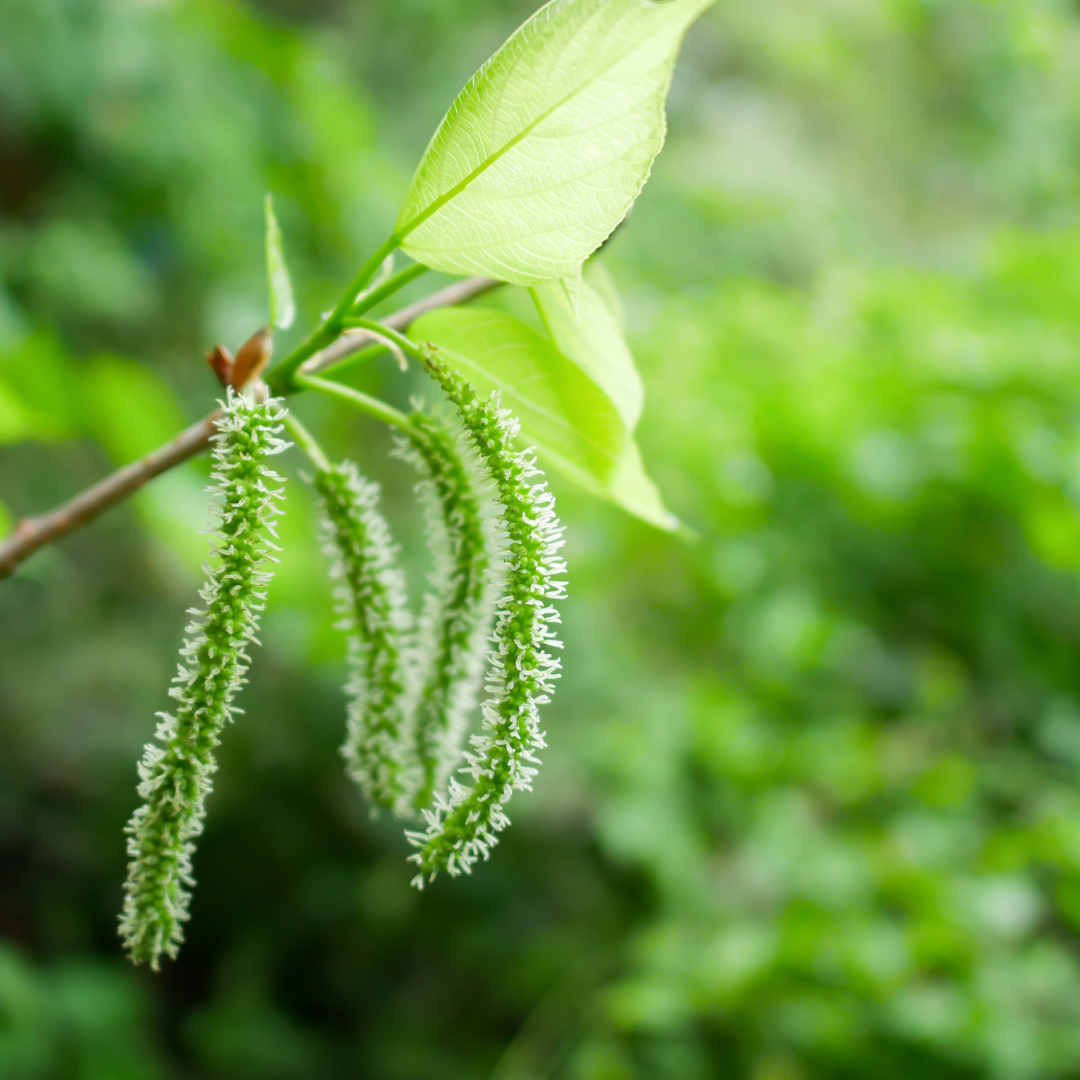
[0,333,80,438]
[531,262,643,430]
[265,194,296,330]
[557,268,582,319]
[394,0,713,285]
[0,379,40,444]
[412,307,677,531]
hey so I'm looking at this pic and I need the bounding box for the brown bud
[206,345,234,388]
[230,328,274,391]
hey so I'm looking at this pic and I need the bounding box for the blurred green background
[5,0,1080,1077]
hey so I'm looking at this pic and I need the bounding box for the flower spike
[119,390,289,968]
[408,351,566,886]
[394,411,493,812]
[313,460,415,814]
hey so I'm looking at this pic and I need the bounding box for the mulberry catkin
[119,390,288,968]
[408,353,565,885]
[314,461,414,814]
[395,411,492,812]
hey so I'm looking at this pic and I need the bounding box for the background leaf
[531,261,644,430]
[412,306,676,530]
[0,334,80,439]
[265,194,296,331]
[394,0,713,284]
[81,356,210,573]
[0,379,47,444]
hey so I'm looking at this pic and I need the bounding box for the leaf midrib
[395,10,666,243]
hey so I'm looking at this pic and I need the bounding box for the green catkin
[408,353,566,886]
[119,390,288,969]
[394,411,492,812]
[313,460,414,814]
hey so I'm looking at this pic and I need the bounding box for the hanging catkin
[395,411,492,812]
[408,352,566,885]
[119,390,288,968]
[313,460,415,814]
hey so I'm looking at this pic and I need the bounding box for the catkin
[314,461,414,814]
[119,390,288,968]
[394,412,492,812]
[408,353,566,885]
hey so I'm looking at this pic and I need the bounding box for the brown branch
[0,413,222,579]
[0,275,497,579]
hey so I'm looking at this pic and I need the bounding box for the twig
[0,275,497,579]
[304,275,496,375]
[0,413,222,579]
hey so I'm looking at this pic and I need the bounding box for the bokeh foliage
[4,0,1080,1077]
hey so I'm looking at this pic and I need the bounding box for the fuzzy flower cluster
[314,461,414,814]
[407,353,566,886]
[119,390,288,969]
[394,411,493,812]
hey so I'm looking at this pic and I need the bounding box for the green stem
[266,235,399,395]
[318,342,387,381]
[340,318,428,366]
[295,373,409,430]
[350,261,429,319]
[264,322,338,397]
[329,236,400,326]
[282,412,331,473]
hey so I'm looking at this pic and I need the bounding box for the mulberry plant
[0,0,710,969]
[119,390,289,967]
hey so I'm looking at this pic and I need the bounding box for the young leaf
[412,307,676,531]
[393,0,714,285]
[264,194,296,331]
[531,262,643,431]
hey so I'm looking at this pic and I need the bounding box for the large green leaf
[394,0,713,285]
[412,307,677,531]
[531,262,643,430]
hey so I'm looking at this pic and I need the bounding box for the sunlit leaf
[265,194,296,331]
[394,0,713,284]
[412,307,677,530]
[531,261,644,430]
[558,267,582,319]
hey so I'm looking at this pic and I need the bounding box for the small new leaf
[394,0,714,284]
[265,194,296,331]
